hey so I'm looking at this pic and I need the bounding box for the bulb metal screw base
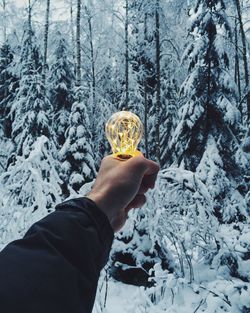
[112,150,141,161]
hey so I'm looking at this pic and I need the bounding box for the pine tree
[42,0,50,84]
[170,0,247,222]
[129,0,180,166]
[159,75,178,167]
[10,24,51,156]
[60,87,96,194]
[0,22,62,243]
[0,135,62,245]
[49,31,75,146]
[0,41,19,138]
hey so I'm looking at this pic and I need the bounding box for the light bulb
[105,111,143,160]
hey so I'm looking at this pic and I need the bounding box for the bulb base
[112,150,141,161]
[115,154,133,161]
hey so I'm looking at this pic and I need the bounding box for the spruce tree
[60,87,96,194]
[0,23,62,243]
[49,31,75,146]
[170,0,247,222]
[10,24,51,156]
[0,41,19,138]
[0,135,62,244]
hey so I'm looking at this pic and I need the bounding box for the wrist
[86,191,113,225]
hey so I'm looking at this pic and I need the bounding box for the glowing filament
[105,111,143,159]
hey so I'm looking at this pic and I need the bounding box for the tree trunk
[155,0,161,163]
[70,0,76,73]
[144,12,149,158]
[86,7,96,108]
[76,0,81,87]
[43,0,50,85]
[234,20,242,116]
[27,0,33,58]
[125,0,129,108]
[28,0,32,35]
[235,0,250,121]
[1,0,7,42]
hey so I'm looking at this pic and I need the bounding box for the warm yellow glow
[105,111,143,159]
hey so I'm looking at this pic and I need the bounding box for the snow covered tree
[11,70,52,156]
[0,135,62,245]
[159,76,178,168]
[145,168,218,281]
[111,206,170,287]
[234,0,250,123]
[170,0,248,222]
[128,0,182,166]
[0,41,19,138]
[49,31,75,146]
[59,87,96,194]
[0,21,62,243]
[10,23,51,156]
[42,0,50,84]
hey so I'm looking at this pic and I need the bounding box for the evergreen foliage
[0,23,61,245]
[60,87,96,193]
[0,136,62,244]
[49,32,75,146]
[11,24,51,156]
[0,41,19,138]
[170,0,247,222]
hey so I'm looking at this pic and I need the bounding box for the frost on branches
[10,24,51,157]
[170,0,247,222]
[0,41,19,139]
[0,136,61,245]
[0,23,62,246]
[49,31,75,147]
[145,168,218,282]
[60,87,96,194]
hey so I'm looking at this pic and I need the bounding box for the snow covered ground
[90,213,250,313]
[93,260,250,313]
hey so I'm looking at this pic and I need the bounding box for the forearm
[0,197,114,313]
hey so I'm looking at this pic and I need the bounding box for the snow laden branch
[145,168,218,282]
[0,136,61,245]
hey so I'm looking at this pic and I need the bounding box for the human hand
[86,153,160,232]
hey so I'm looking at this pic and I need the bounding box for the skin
[87,153,160,232]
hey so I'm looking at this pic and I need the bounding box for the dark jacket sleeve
[0,197,114,313]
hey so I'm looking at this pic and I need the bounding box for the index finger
[127,154,160,176]
[141,172,158,190]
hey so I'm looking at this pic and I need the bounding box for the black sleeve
[0,197,114,313]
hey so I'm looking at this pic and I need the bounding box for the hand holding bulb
[87,111,159,231]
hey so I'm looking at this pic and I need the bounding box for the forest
[0,0,250,312]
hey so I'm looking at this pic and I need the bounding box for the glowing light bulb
[105,111,143,160]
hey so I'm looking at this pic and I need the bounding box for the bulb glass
[105,111,143,159]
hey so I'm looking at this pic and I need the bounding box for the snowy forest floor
[92,222,250,313]
[93,269,250,313]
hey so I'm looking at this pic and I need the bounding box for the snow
[93,262,250,313]
[0,136,62,244]
[242,137,250,154]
